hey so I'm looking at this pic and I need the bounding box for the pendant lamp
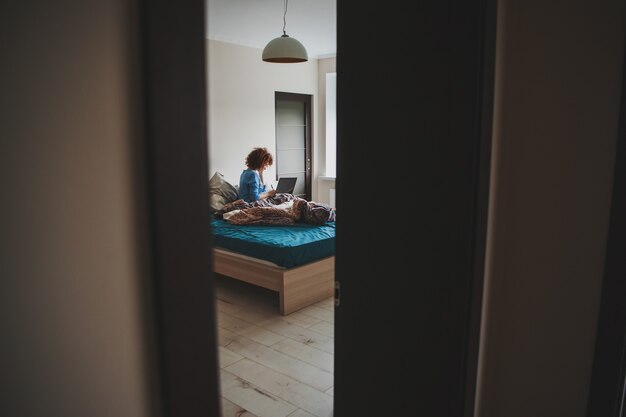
[262,0,308,63]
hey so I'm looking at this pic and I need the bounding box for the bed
[211,218,336,315]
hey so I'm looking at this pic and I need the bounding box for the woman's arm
[257,169,275,199]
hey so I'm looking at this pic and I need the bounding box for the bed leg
[279,263,334,316]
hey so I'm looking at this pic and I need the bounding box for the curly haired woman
[238,147,277,202]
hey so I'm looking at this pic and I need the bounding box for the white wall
[0,1,158,416]
[476,0,625,416]
[207,40,320,198]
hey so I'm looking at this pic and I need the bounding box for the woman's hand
[259,189,276,200]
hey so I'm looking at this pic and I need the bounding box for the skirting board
[213,248,335,315]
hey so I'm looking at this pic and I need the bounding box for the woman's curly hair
[245,147,274,170]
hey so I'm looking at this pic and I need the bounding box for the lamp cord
[283,0,288,35]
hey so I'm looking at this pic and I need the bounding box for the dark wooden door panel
[334,0,495,415]
[275,92,312,201]
[586,37,626,417]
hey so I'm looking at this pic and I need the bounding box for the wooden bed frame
[213,248,335,315]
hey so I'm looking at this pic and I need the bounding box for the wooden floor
[215,274,334,417]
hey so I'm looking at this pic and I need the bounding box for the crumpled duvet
[215,193,336,225]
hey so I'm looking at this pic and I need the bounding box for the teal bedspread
[211,219,335,268]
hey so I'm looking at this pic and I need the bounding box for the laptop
[274,177,297,194]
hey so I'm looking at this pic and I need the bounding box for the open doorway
[206,1,338,415]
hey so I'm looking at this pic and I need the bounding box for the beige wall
[0,1,158,416]
[207,40,320,198]
[476,0,625,416]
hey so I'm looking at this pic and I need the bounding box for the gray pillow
[209,172,238,211]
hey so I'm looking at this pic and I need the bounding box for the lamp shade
[262,34,308,63]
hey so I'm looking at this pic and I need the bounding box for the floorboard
[215,275,334,417]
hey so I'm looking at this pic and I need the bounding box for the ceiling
[206,0,337,59]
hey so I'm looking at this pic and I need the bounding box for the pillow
[209,171,238,211]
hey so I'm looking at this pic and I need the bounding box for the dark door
[586,38,626,417]
[275,92,312,200]
[142,1,220,416]
[333,0,496,416]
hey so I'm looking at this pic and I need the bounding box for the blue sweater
[238,169,267,202]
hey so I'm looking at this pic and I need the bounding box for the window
[325,72,337,177]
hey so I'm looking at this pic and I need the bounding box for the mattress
[210,219,335,268]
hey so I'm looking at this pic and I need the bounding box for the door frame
[143,0,496,416]
[464,0,498,414]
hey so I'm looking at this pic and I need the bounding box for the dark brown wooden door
[333,0,496,415]
[586,38,626,417]
[275,92,312,201]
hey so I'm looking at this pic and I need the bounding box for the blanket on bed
[214,193,336,226]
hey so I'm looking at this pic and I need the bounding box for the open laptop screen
[275,177,297,194]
